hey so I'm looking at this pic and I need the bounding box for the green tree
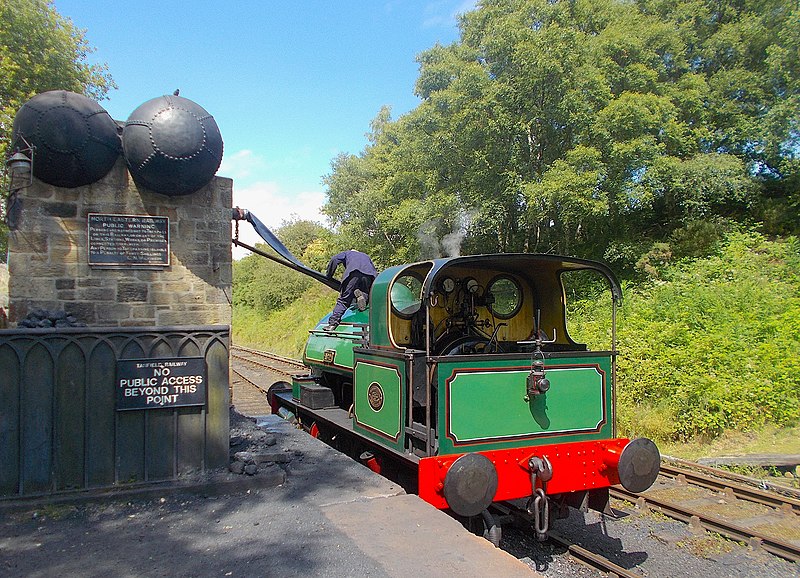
[0,0,114,154]
[232,219,335,316]
[323,0,799,269]
[1,0,115,259]
[276,218,335,272]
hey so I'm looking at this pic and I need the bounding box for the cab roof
[417,254,621,302]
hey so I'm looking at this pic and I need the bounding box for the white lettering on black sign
[116,358,207,410]
[88,213,169,266]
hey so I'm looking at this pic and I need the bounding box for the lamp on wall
[5,134,35,192]
[4,134,35,230]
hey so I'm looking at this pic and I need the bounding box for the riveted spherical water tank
[11,90,121,188]
[122,95,223,196]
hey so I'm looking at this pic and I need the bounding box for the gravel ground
[502,500,799,577]
[234,406,800,578]
[7,407,794,577]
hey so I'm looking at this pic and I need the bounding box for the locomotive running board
[273,391,419,468]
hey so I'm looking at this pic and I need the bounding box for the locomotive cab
[239,221,661,537]
[376,255,601,356]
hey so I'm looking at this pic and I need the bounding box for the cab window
[487,275,522,319]
[391,273,423,318]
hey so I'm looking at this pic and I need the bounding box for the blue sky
[53,1,473,254]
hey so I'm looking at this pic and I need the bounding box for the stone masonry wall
[0,264,8,310]
[7,158,232,327]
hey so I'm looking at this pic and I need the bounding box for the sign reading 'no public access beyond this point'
[88,213,170,267]
[116,357,207,411]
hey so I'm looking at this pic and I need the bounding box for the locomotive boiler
[235,211,660,542]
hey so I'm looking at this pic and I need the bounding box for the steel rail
[659,463,800,513]
[663,456,800,501]
[231,349,306,379]
[611,487,800,563]
[232,351,292,377]
[231,367,269,395]
[548,532,642,578]
[494,502,643,577]
[231,345,307,371]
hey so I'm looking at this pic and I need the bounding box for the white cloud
[231,181,328,260]
[220,148,329,259]
[219,149,266,182]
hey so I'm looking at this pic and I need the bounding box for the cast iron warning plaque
[88,213,169,266]
[116,357,207,411]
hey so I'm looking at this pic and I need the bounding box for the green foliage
[0,0,115,260]
[323,0,800,268]
[248,1,800,445]
[0,0,115,151]
[233,285,337,358]
[275,218,335,272]
[232,221,340,356]
[232,219,336,316]
[573,232,800,441]
[233,253,313,314]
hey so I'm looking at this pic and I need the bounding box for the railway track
[228,347,800,569]
[499,459,800,575]
[230,345,308,416]
[547,531,642,578]
[493,501,644,577]
[659,460,800,512]
[231,344,307,377]
[611,462,800,563]
[663,456,800,501]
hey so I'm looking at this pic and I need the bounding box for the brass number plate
[323,350,335,364]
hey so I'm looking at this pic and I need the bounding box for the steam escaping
[417,219,441,259]
[416,209,477,259]
[441,230,464,258]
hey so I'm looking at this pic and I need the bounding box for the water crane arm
[232,208,341,291]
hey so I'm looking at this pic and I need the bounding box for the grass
[232,284,337,358]
[676,533,736,558]
[659,424,800,460]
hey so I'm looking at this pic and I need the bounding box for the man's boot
[354,289,367,311]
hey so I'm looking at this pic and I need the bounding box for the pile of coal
[17,309,87,328]
[227,409,297,476]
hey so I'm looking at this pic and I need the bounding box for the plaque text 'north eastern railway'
[88,213,169,266]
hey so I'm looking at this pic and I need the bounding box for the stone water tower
[1,91,232,498]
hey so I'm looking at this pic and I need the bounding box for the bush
[232,252,314,315]
[575,231,800,441]
[233,285,337,358]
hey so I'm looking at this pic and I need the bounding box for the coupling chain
[526,456,552,540]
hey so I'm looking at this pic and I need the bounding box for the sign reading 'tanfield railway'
[116,357,207,411]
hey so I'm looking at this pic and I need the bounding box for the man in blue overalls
[324,249,378,331]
